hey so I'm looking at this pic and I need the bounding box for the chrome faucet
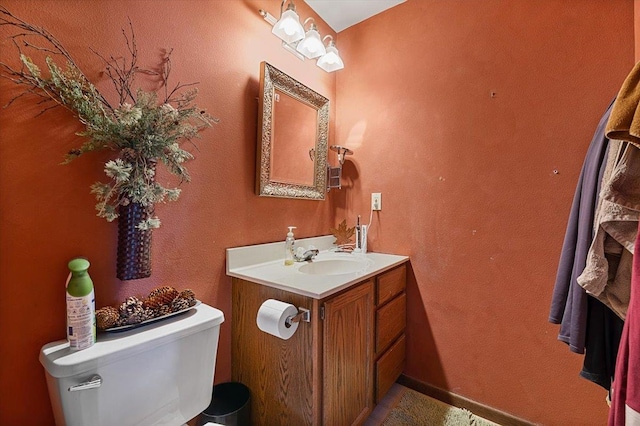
[294,248,319,262]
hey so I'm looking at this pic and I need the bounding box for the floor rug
[382,388,500,426]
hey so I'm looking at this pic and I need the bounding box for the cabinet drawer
[377,264,406,306]
[375,334,406,403]
[376,293,406,354]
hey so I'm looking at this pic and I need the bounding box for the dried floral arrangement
[95,285,197,330]
[0,7,217,229]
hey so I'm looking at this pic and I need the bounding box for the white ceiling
[305,0,406,33]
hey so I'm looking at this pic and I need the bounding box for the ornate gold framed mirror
[256,62,329,199]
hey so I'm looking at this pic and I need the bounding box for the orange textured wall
[335,0,634,425]
[1,1,636,425]
[0,1,336,424]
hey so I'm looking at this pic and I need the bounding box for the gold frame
[256,62,329,200]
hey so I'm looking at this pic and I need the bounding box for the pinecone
[95,306,120,330]
[171,297,191,312]
[143,286,179,309]
[143,307,157,321]
[147,285,177,299]
[179,289,196,302]
[130,310,148,324]
[156,304,173,317]
[119,296,145,325]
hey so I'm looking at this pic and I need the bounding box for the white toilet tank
[39,303,224,426]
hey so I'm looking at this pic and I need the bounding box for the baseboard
[397,374,536,426]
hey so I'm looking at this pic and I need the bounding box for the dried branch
[165,81,199,104]
[0,5,75,62]
[161,49,172,102]
[89,18,139,105]
[0,5,113,113]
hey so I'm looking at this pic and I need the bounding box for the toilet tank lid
[39,303,224,378]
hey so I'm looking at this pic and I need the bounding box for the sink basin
[298,257,373,275]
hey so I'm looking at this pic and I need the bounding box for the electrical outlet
[371,193,382,211]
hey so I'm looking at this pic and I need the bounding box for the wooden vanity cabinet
[374,264,407,403]
[231,262,407,426]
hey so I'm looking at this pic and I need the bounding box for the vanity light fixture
[316,35,344,72]
[259,1,344,72]
[296,18,326,59]
[271,0,305,44]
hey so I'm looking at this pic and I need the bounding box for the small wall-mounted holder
[327,145,353,191]
[285,307,310,327]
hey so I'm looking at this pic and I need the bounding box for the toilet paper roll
[256,299,299,340]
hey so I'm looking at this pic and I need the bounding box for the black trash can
[197,382,251,426]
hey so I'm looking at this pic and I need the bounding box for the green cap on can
[68,258,90,272]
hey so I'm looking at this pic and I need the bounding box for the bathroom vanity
[227,237,408,426]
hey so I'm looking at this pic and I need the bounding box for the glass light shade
[296,28,326,59]
[317,45,344,72]
[272,9,305,44]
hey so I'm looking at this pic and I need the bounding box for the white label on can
[67,289,96,350]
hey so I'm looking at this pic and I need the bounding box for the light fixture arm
[322,34,335,47]
[280,0,296,16]
[303,17,317,30]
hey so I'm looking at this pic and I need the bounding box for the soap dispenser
[284,226,296,266]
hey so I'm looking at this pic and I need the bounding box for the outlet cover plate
[372,193,382,211]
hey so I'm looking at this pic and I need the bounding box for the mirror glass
[271,89,316,186]
[256,62,329,199]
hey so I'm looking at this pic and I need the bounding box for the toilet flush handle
[68,374,102,392]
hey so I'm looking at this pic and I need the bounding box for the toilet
[39,303,224,426]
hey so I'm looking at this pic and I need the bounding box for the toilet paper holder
[285,307,310,328]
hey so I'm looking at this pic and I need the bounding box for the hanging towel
[608,221,640,426]
[549,100,613,353]
[606,61,640,149]
[577,141,640,319]
[579,296,624,391]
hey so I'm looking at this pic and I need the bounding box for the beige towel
[606,61,640,149]
[602,142,640,211]
[577,141,640,319]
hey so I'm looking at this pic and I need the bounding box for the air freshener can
[66,258,96,350]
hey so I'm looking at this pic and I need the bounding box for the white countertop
[226,236,409,299]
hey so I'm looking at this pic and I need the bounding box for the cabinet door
[322,280,374,426]
[232,278,316,425]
